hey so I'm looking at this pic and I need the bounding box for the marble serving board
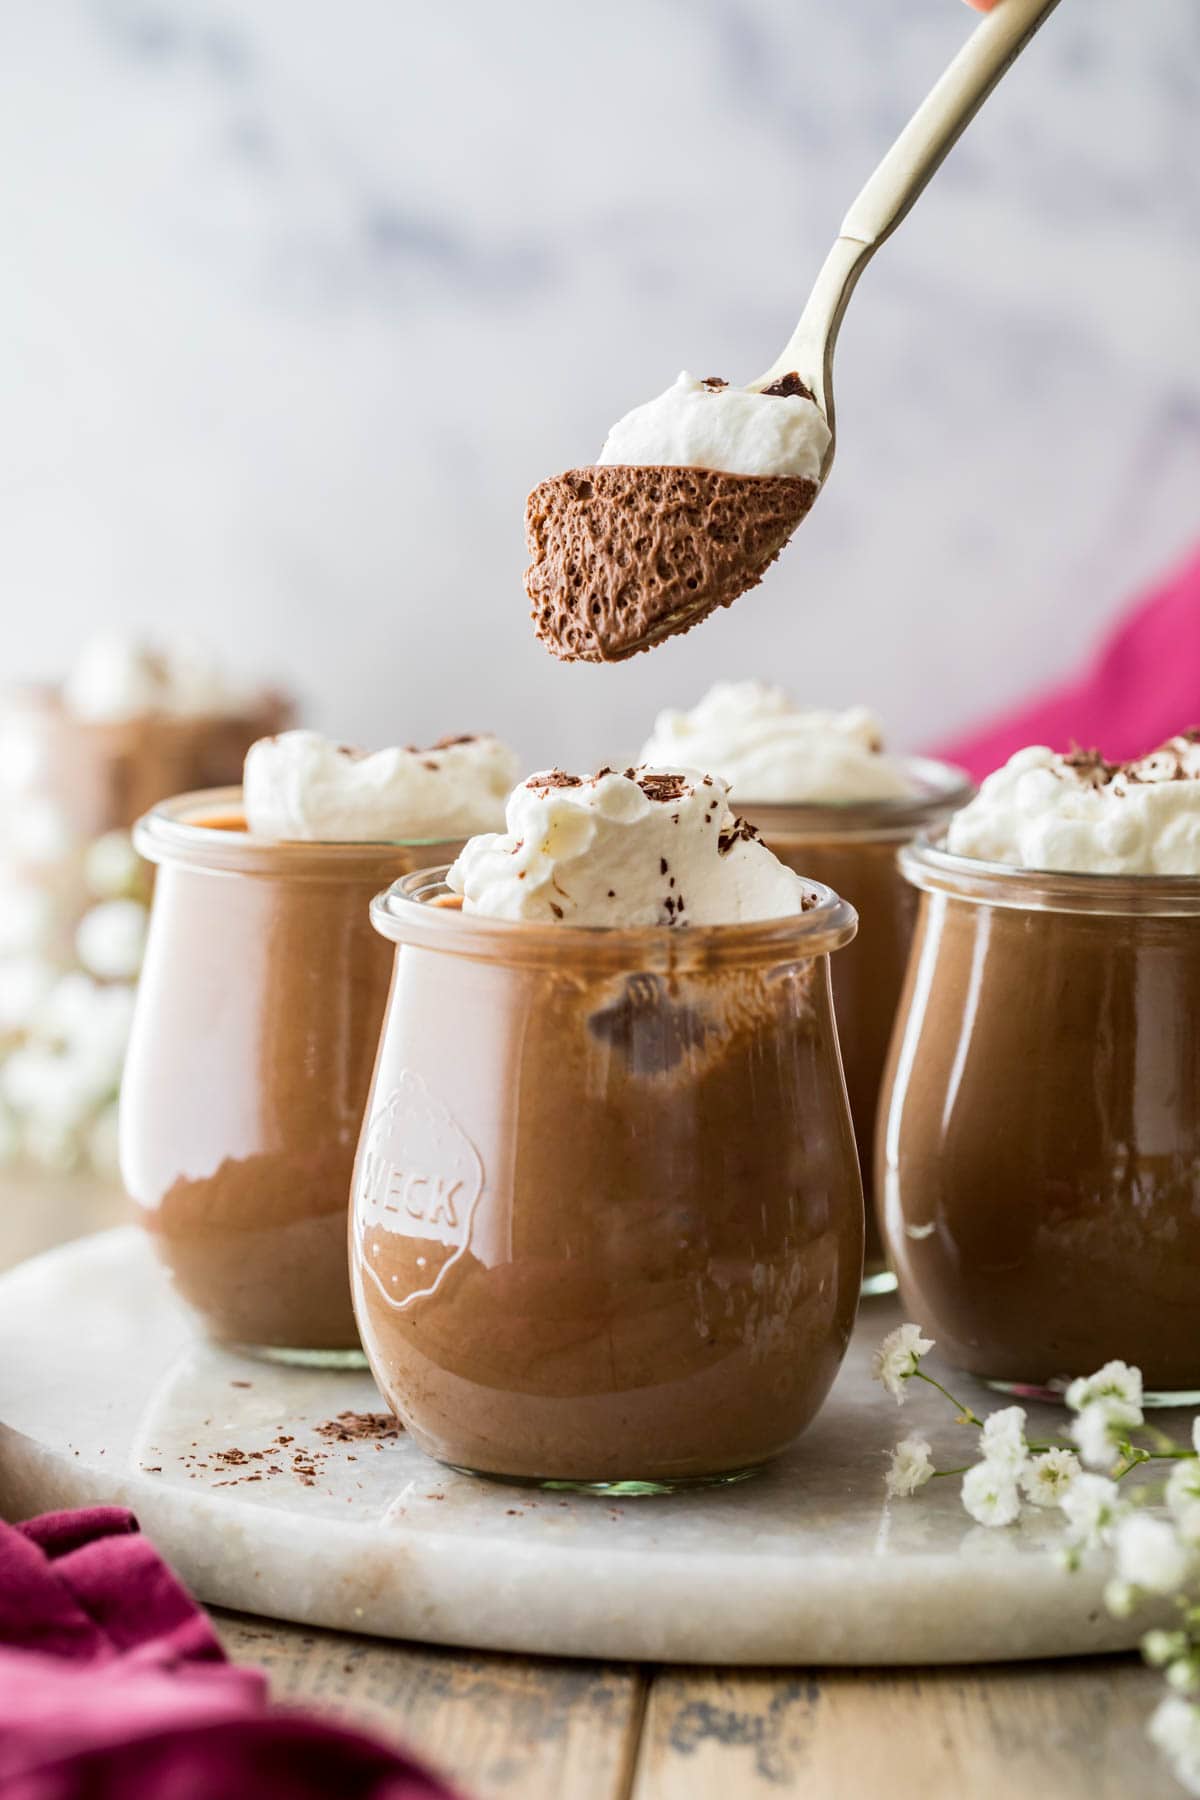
[0,1227,1154,1666]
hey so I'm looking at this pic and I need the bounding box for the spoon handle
[754,0,1062,401]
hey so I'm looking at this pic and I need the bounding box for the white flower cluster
[0,805,147,1174]
[875,1324,1200,1797]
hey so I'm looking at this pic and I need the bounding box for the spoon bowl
[528,0,1063,664]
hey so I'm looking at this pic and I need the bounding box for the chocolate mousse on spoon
[527,0,1061,662]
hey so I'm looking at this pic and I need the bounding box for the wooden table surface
[0,1175,1173,1800]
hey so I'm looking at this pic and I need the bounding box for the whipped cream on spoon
[528,0,1063,664]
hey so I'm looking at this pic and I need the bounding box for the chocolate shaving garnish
[701,376,729,390]
[527,769,583,790]
[638,772,689,803]
[717,815,764,855]
[428,733,478,750]
[761,372,815,401]
[314,1411,403,1443]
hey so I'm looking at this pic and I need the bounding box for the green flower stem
[910,1368,984,1427]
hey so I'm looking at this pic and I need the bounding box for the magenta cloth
[0,1507,459,1800]
[931,544,1200,781]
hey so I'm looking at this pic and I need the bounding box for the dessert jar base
[443,1465,761,1497]
[228,1342,369,1372]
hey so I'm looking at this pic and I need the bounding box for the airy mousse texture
[637,682,965,1282]
[244,728,517,841]
[527,374,827,664]
[947,736,1200,873]
[447,764,811,926]
[639,682,920,805]
[881,740,1200,1391]
[351,766,862,1484]
[123,728,513,1358]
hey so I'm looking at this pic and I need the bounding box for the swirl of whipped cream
[945,737,1200,874]
[243,729,518,842]
[447,766,811,926]
[597,373,830,481]
[639,682,918,805]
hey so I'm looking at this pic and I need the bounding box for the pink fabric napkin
[932,544,1200,781]
[0,1507,459,1800]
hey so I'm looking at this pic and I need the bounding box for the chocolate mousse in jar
[0,634,293,845]
[640,683,970,1295]
[880,738,1200,1402]
[121,727,518,1364]
[351,765,863,1490]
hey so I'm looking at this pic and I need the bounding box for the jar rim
[736,755,973,842]
[370,866,859,969]
[132,786,467,874]
[900,835,1200,917]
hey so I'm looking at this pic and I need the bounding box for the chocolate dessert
[122,801,433,1358]
[349,767,863,1486]
[747,824,922,1284]
[526,465,817,663]
[1,680,292,842]
[880,826,1200,1395]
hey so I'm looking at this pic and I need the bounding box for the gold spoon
[528,0,1063,664]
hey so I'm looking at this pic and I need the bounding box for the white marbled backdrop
[0,0,1197,769]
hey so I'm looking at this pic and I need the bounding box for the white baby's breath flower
[980,1407,1028,1479]
[1114,1513,1193,1596]
[0,957,57,1033]
[1167,1458,1200,1521]
[84,831,144,900]
[1065,1360,1144,1418]
[885,1436,934,1498]
[1071,1397,1142,1470]
[1060,1472,1124,1551]
[1148,1696,1200,1797]
[1145,1630,1190,1668]
[872,1324,934,1403]
[1168,1661,1200,1697]
[961,1460,1021,1528]
[1019,1447,1080,1508]
[1104,1578,1137,1618]
[0,881,57,957]
[76,899,148,981]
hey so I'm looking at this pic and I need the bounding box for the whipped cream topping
[639,681,918,805]
[243,729,518,842]
[63,635,250,723]
[597,372,831,482]
[447,766,811,926]
[946,738,1200,875]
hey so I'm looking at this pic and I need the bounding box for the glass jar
[350,869,863,1492]
[741,757,971,1295]
[121,789,466,1366]
[879,839,1200,1402]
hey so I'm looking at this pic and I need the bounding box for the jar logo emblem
[354,1071,484,1306]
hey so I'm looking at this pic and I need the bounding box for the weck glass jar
[879,839,1200,1402]
[350,868,864,1491]
[121,789,467,1365]
[741,756,971,1294]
